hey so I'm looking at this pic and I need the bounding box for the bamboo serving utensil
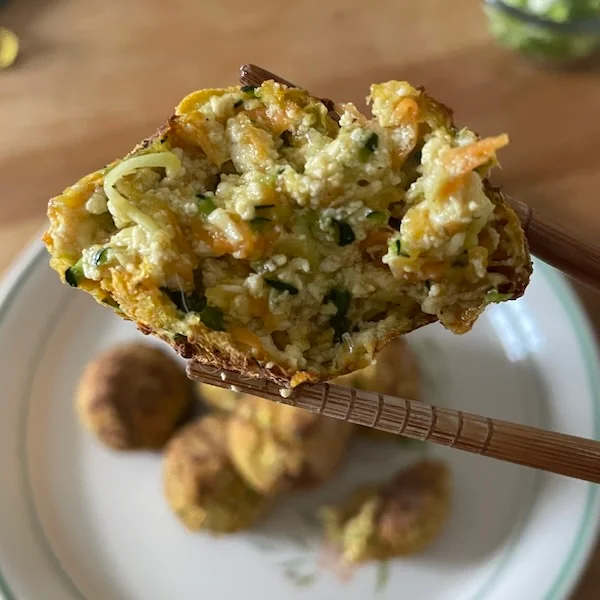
[188,362,600,484]
[239,63,600,293]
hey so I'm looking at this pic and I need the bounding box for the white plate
[0,242,599,600]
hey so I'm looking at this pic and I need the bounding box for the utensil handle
[509,198,600,293]
[187,362,600,484]
[240,63,600,294]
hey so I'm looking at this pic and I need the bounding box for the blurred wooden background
[2,0,600,596]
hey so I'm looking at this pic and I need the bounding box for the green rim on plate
[0,246,597,600]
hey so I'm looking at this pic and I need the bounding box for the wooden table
[2,0,600,596]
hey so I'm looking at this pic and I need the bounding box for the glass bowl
[483,0,600,64]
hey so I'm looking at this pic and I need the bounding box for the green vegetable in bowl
[485,0,600,62]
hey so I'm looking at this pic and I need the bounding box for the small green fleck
[366,210,388,226]
[365,132,379,152]
[484,289,513,305]
[254,203,275,211]
[174,334,188,344]
[294,573,315,587]
[359,132,379,162]
[200,305,225,331]
[233,99,244,108]
[333,219,355,246]
[187,293,208,313]
[325,289,352,344]
[196,194,216,215]
[375,560,390,592]
[101,296,120,310]
[392,238,409,257]
[92,248,109,267]
[65,260,84,288]
[241,85,258,96]
[163,288,207,314]
[325,289,351,316]
[265,278,299,295]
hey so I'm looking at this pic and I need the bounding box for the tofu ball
[76,342,191,450]
[321,460,450,564]
[163,414,270,533]
[227,396,353,495]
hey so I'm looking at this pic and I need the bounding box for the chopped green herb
[200,305,225,331]
[358,132,379,162]
[265,279,299,295]
[332,219,355,246]
[365,132,379,152]
[325,289,352,344]
[325,289,351,315]
[101,296,120,309]
[65,260,84,288]
[196,194,216,215]
[366,211,388,226]
[233,99,243,108]
[92,248,109,267]
[163,289,207,314]
[484,289,513,305]
[255,204,275,211]
[425,280,432,290]
[250,216,271,231]
[391,238,409,257]
[187,293,208,313]
[241,85,258,96]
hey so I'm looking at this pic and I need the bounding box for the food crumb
[220,372,227,381]
[279,387,292,398]
[230,384,241,393]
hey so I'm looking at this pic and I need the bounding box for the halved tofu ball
[45,81,530,387]
[321,459,450,564]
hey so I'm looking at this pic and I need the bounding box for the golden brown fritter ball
[163,415,270,533]
[321,460,450,564]
[335,338,420,441]
[196,382,242,412]
[76,342,191,450]
[227,396,353,495]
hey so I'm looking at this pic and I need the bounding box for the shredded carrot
[443,134,509,179]
[392,98,419,126]
[176,114,229,166]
